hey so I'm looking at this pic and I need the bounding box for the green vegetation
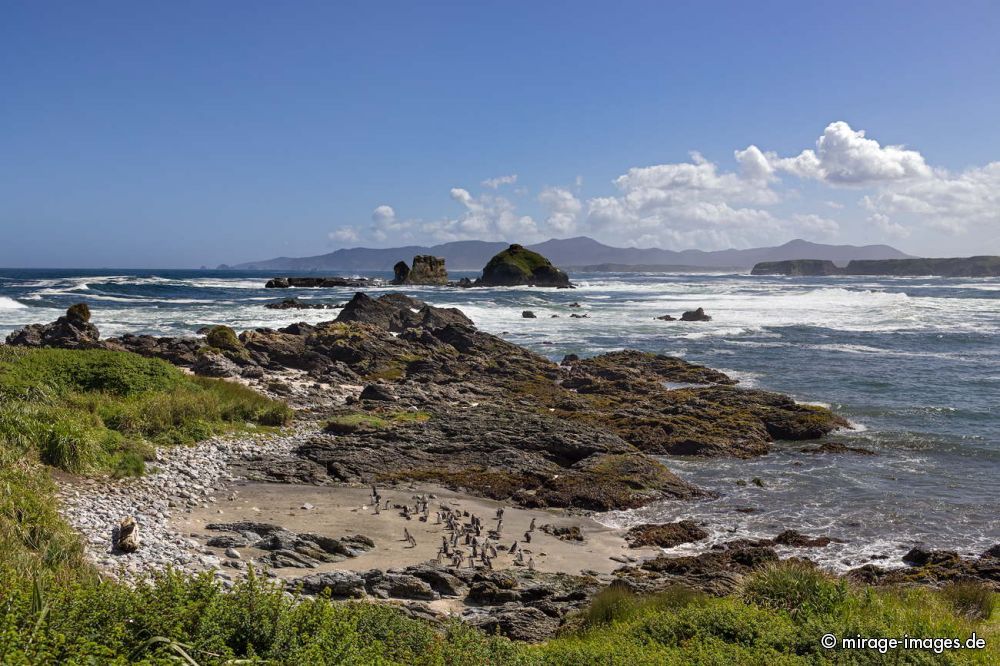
[0,347,292,476]
[480,244,569,286]
[324,410,431,433]
[0,560,994,664]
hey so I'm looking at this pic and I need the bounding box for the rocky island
[753,255,1000,277]
[392,255,449,285]
[477,244,572,287]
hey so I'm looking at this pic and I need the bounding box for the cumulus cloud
[481,174,518,189]
[343,121,995,251]
[867,213,910,239]
[759,121,931,185]
[582,151,785,249]
[372,204,396,224]
[862,162,1000,235]
[538,186,582,235]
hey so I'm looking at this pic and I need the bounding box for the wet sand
[174,481,659,578]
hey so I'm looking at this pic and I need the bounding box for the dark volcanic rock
[521,310,537,319]
[848,547,999,590]
[625,521,709,548]
[623,543,780,596]
[392,255,449,285]
[655,314,676,321]
[6,304,102,349]
[265,298,338,310]
[294,571,367,598]
[478,244,571,288]
[335,293,473,332]
[680,307,712,321]
[772,530,836,548]
[540,525,584,541]
[191,351,242,378]
[468,606,559,642]
[265,277,376,288]
[365,571,439,600]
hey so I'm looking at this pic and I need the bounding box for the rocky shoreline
[8,297,997,641]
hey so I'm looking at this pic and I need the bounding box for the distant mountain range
[222,237,913,272]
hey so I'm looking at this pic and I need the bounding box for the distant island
[752,256,1000,278]
[221,237,911,272]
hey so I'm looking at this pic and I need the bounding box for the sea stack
[477,244,572,288]
[392,255,449,285]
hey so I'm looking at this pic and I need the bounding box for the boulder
[115,516,140,553]
[365,571,440,600]
[192,351,242,378]
[625,521,709,548]
[335,292,473,332]
[294,571,367,598]
[655,314,676,321]
[359,383,397,402]
[468,606,559,642]
[680,307,711,321]
[403,565,468,597]
[521,310,536,319]
[478,244,572,288]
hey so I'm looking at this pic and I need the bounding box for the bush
[740,561,848,617]
[205,325,242,352]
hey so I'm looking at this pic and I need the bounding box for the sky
[1,1,999,268]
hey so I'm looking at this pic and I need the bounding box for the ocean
[1,268,997,570]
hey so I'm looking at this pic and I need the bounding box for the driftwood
[116,516,140,553]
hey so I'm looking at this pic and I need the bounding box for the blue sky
[1,1,998,267]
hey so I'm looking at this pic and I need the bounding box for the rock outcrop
[478,244,571,288]
[847,545,999,590]
[334,293,473,332]
[392,255,449,285]
[5,303,102,349]
[752,259,841,276]
[625,521,709,548]
[265,298,340,310]
[265,277,379,288]
[680,307,711,322]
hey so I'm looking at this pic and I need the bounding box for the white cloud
[790,213,839,238]
[538,186,582,235]
[763,121,931,185]
[867,213,910,239]
[862,162,1000,235]
[372,204,396,224]
[481,174,518,189]
[582,151,784,249]
[328,227,360,243]
[347,121,996,252]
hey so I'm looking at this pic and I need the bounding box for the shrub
[205,325,242,352]
[740,561,848,617]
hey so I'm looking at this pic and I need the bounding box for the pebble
[57,425,316,580]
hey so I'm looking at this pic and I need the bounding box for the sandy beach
[175,481,660,578]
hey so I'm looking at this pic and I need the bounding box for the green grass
[0,346,292,476]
